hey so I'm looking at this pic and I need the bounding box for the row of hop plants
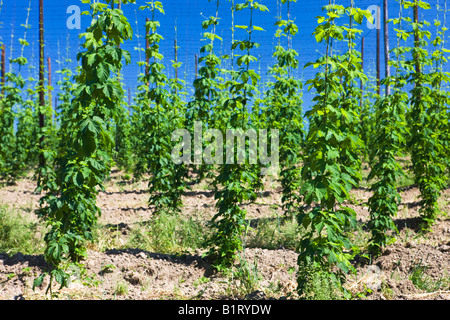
[0,6,46,184]
[0,0,449,298]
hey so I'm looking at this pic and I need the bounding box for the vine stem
[322,0,332,150]
[242,1,254,128]
[287,0,291,79]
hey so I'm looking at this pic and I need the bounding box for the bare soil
[0,171,449,300]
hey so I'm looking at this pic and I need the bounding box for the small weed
[22,267,32,275]
[380,282,395,299]
[409,259,448,293]
[297,261,345,300]
[246,215,298,250]
[125,211,209,254]
[396,174,415,189]
[287,266,296,275]
[193,276,210,288]
[81,275,101,288]
[100,264,116,274]
[265,281,283,296]
[7,273,16,280]
[0,204,45,256]
[78,267,102,288]
[231,252,261,297]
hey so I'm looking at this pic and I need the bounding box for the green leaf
[96,63,109,82]
[253,25,265,32]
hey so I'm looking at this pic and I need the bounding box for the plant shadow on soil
[103,248,218,277]
[0,252,47,269]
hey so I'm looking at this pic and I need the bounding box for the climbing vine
[207,0,268,269]
[264,0,304,217]
[405,0,448,231]
[297,2,371,298]
[34,0,134,292]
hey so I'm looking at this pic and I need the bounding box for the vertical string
[287,0,292,79]
[395,0,403,80]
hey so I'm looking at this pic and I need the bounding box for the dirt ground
[0,171,449,300]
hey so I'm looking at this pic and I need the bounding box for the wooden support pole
[39,0,45,168]
[145,17,150,81]
[1,44,5,97]
[384,0,391,96]
[195,53,198,80]
[48,56,52,112]
[360,37,364,108]
[54,95,58,127]
[118,1,121,50]
[174,38,178,82]
[377,7,381,96]
[413,3,421,82]
[128,87,131,116]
